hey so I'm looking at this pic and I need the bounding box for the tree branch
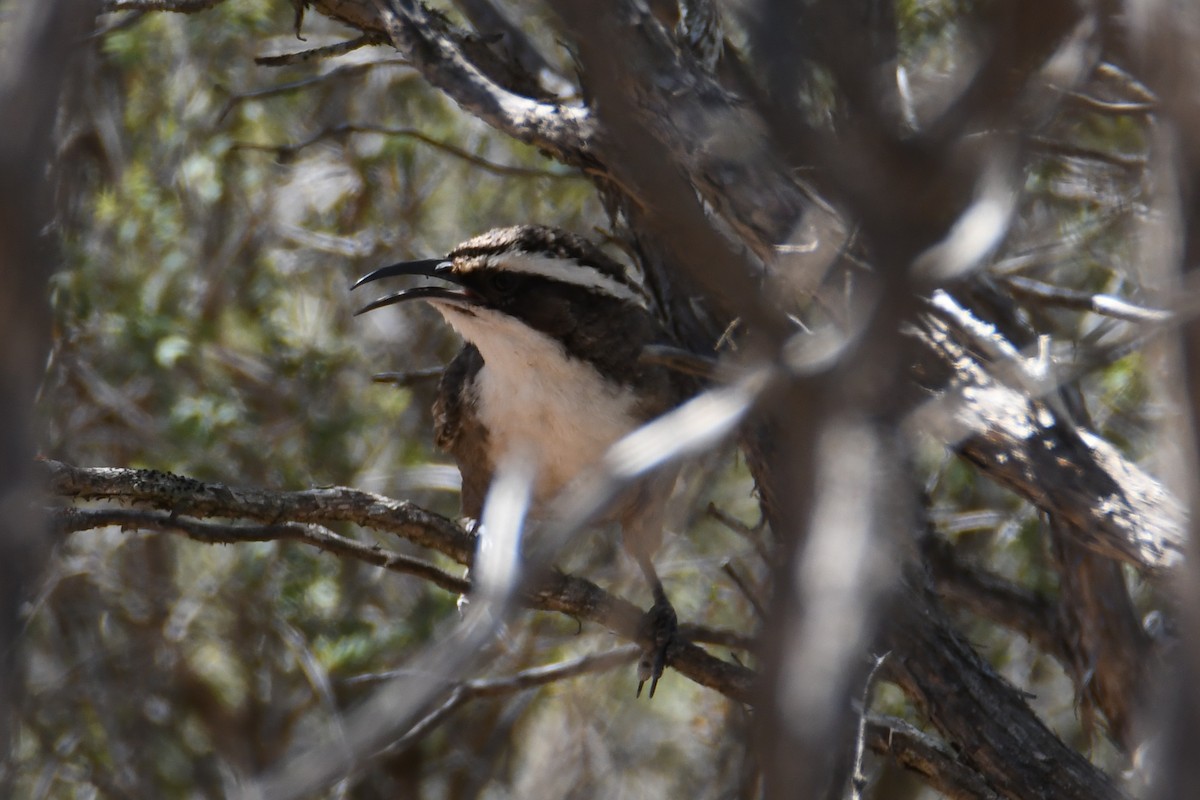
[1002,275,1170,324]
[912,295,1187,575]
[0,0,99,764]
[551,0,808,259]
[102,0,226,11]
[370,0,596,168]
[49,506,472,595]
[367,645,639,762]
[923,532,1070,665]
[218,59,413,121]
[234,123,579,179]
[41,458,476,563]
[43,459,756,704]
[450,0,565,92]
[865,715,1004,800]
[881,575,1128,800]
[1048,517,1150,750]
[254,32,390,67]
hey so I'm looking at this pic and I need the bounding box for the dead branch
[923,533,1070,665]
[233,123,578,179]
[42,459,756,705]
[371,0,595,167]
[102,0,226,11]
[913,295,1187,575]
[254,32,390,67]
[377,645,640,751]
[864,715,1003,800]
[42,458,476,562]
[881,575,1128,800]
[49,505,472,595]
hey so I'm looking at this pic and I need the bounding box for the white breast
[433,303,640,510]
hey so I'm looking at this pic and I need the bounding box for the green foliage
[19,1,1162,796]
[26,3,708,796]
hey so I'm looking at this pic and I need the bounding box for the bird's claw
[635,594,677,699]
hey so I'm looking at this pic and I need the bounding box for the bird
[352,225,694,697]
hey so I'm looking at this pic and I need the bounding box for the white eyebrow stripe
[488,253,647,307]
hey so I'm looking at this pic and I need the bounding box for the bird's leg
[634,555,677,698]
[456,516,481,618]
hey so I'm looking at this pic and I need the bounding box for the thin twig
[706,502,769,561]
[42,458,476,562]
[864,715,1003,799]
[1002,275,1170,324]
[378,646,640,756]
[1065,91,1155,116]
[849,652,891,800]
[923,533,1068,665]
[255,33,391,67]
[234,124,578,179]
[102,0,225,11]
[458,645,640,696]
[1095,62,1158,104]
[43,460,757,704]
[49,506,472,595]
[721,561,767,619]
[219,60,413,121]
[1029,135,1147,171]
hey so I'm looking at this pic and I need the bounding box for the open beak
[351,258,476,316]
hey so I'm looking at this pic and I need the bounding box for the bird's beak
[351,258,476,316]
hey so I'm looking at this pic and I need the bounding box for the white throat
[433,303,641,509]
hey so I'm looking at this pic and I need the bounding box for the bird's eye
[490,272,517,294]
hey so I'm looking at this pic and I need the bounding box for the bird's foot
[635,592,677,699]
[456,566,471,618]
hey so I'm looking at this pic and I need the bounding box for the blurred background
[22,4,764,797]
[0,0,1176,798]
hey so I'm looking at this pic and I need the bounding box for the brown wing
[432,344,492,520]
